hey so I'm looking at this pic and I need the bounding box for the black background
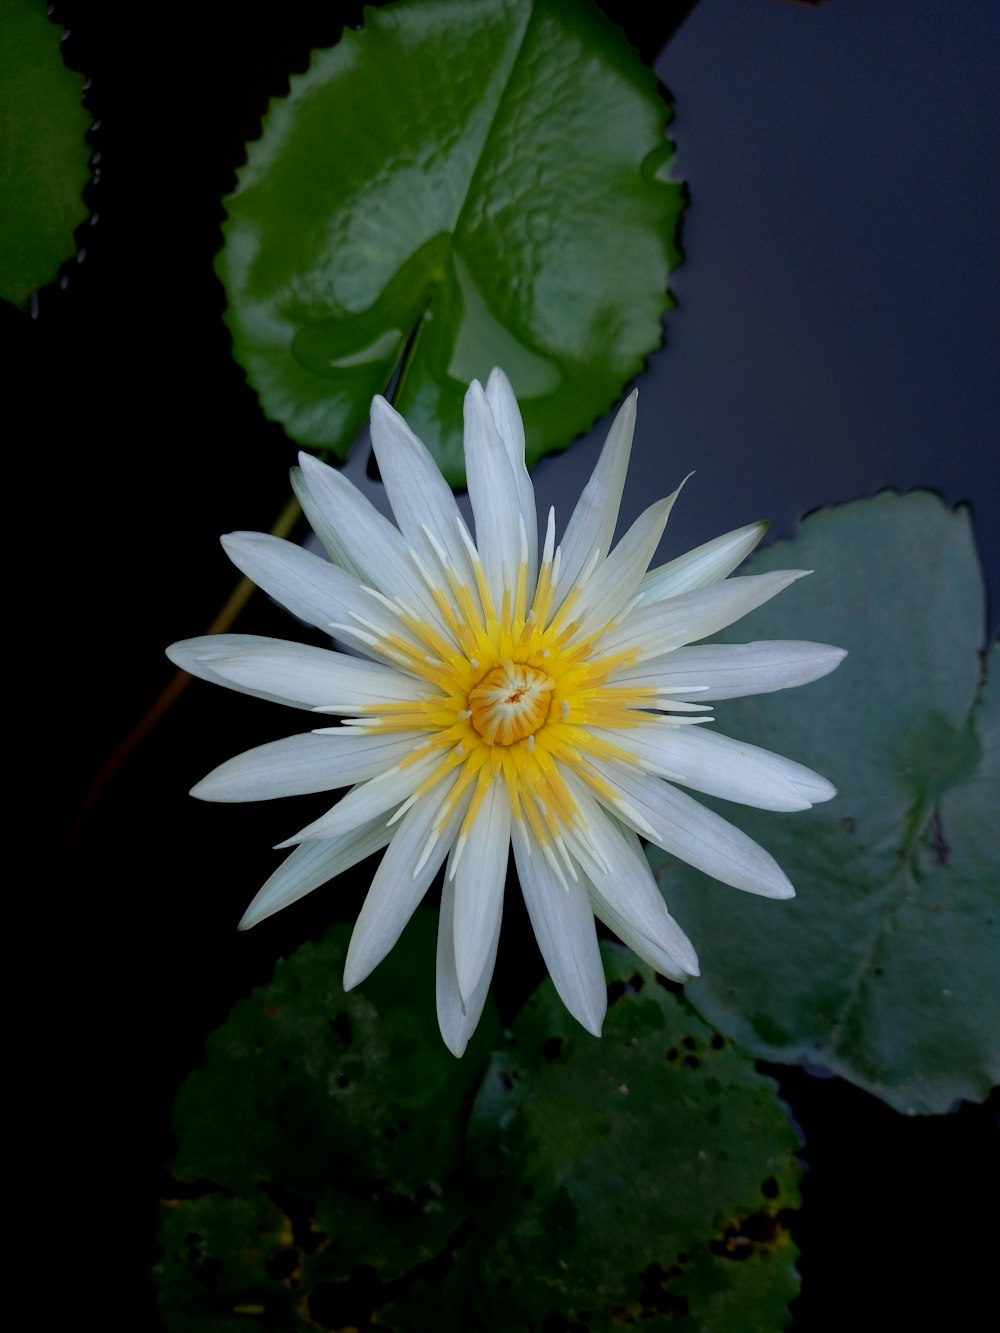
[24,0,997,1327]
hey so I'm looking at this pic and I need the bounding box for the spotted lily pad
[218,0,682,481]
[0,2,90,307]
[648,492,998,1114]
[467,945,802,1331]
[157,925,800,1329]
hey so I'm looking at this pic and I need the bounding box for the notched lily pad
[157,919,802,1330]
[467,946,802,1331]
[649,492,999,1115]
[218,0,683,481]
[0,2,90,307]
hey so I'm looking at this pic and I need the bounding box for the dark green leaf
[157,911,498,1328]
[648,492,998,1114]
[467,946,801,1331]
[218,0,682,481]
[0,2,90,307]
[155,1193,303,1333]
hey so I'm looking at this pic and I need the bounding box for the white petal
[369,396,475,576]
[587,758,795,899]
[452,780,511,1004]
[588,888,691,981]
[191,731,421,802]
[238,817,394,929]
[594,571,810,663]
[167,635,425,711]
[436,857,500,1058]
[289,460,365,581]
[610,640,847,700]
[222,532,421,663]
[486,367,537,585]
[277,748,445,846]
[596,724,837,811]
[636,522,767,604]
[559,776,699,979]
[221,532,358,631]
[343,774,469,990]
[293,453,451,637]
[464,379,523,605]
[511,822,606,1036]
[554,391,636,608]
[568,493,676,641]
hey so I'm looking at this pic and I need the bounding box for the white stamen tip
[449,834,468,880]
[421,524,450,569]
[330,621,379,648]
[413,828,441,877]
[387,791,417,826]
[614,797,659,841]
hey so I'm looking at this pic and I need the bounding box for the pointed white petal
[486,367,537,585]
[191,731,421,802]
[610,640,847,700]
[594,571,810,663]
[511,823,606,1036]
[277,748,444,846]
[554,391,636,608]
[167,635,425,711]
[221,532,357,631]
[294,453,450,636]
[436,857,500,1058]
[636,522,767,604]
[343,774,469,990]
[595,724,837,811]
[238,817,394,929]
[452,780,511,1004]
[587,758,796,899]
[559,777,699,979]
[369,396,475,576]
[464,379,524,606]
[222,532,421,662]
[589,888,692,982]
[569,493,675,641]
[290,463,365,582]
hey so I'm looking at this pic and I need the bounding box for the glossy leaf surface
[219,0,682,480]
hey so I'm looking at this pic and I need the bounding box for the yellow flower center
[468,661,555,745]
[334,522,680,875]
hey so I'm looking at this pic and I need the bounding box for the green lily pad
[467,946,801,1331]
[0,2,90,307]
[156,925,800,1330]
[218,0,682,481]
[648,492,998,1115]
[156,911,499,1330]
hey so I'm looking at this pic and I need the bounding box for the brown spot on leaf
[711,1209,791,1261]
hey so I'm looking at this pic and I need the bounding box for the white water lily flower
[168,370,845,1056]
